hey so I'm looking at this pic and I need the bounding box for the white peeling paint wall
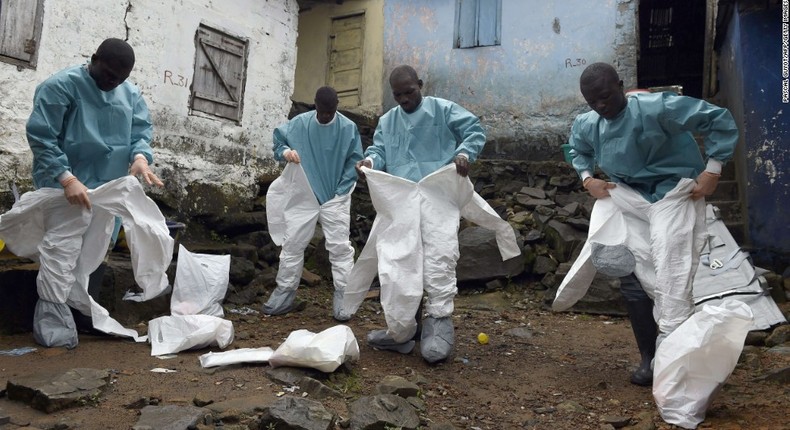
[0,0,299,211]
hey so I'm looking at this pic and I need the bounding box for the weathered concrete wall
[382,0,638,160]
[293,0,385,117]
[717,4,789,268]
[0,0,299,214]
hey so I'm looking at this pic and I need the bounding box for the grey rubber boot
[367,329,415,354]
[420,316,454,363]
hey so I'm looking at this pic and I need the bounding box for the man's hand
[355,159,372,180]
[62,177,91,210]
[284,149,301,164]
[691,171,720,200]
[454,155,469,177]
[583,177,616,199]
[130,156,164,187]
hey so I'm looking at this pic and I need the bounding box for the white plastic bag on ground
[148,314,234,356]
[269,325,359,372]
[653,301,753,429]
[170,245,230,317]
[199,347,274,368]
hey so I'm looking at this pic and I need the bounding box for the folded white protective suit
[341,164,520,341]
[268,325,359,372]
[0,176,173,342]
[199,347,274,368]
[148,314,234,356]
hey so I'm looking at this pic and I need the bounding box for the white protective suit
[265,163,355,317]
[552,178,706,341]
[342,165,520,343]
[0,176,173,347]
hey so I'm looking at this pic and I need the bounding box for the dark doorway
[637,0,707,98]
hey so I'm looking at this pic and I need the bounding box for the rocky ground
[1,282,789,430]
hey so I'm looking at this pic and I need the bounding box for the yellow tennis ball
[477,332,489,344]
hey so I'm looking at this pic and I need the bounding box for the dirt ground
[1,284,788,430]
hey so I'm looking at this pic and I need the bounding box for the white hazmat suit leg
[643,182,706,344]
[342,166,520,360]
[264,164,319,315]
[317,193,355,320]
[264,213,318,315]
[34,200,95,348]
[418,175,464,363]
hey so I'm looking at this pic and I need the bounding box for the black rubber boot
[624,297,658,386]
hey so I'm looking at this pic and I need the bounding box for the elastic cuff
[134,153,147,161]
[705,159,723,174]
[580,170,592,181]
[57,171,74,182]
[456,152,469,160]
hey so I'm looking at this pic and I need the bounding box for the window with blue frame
[454,0,501,48]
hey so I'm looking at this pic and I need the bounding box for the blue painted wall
[382,0,638,160]
[719,5,789,268]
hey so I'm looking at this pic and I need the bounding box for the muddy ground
[0,283,788,430]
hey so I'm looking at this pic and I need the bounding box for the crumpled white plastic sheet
[199,347,274,368]
[653,301,753,429]
[170,245,230,317]
[341,164,520,342]
[0,176,173,342]
[268,325,359,373]
[552,179,706,338]
[148,314,234,356]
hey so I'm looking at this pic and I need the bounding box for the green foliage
[327,369,363,395]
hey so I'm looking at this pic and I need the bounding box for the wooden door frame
[326,11,366,107]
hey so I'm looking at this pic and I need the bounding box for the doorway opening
[637,0,707,98]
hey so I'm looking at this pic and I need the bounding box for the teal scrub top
[366,96,486,182]
[27,64,154,190]
[272,111,363,205]
[569,92,738,202]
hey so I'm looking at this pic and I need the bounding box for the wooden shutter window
[0,0,44,68]
[191,24,249,122]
